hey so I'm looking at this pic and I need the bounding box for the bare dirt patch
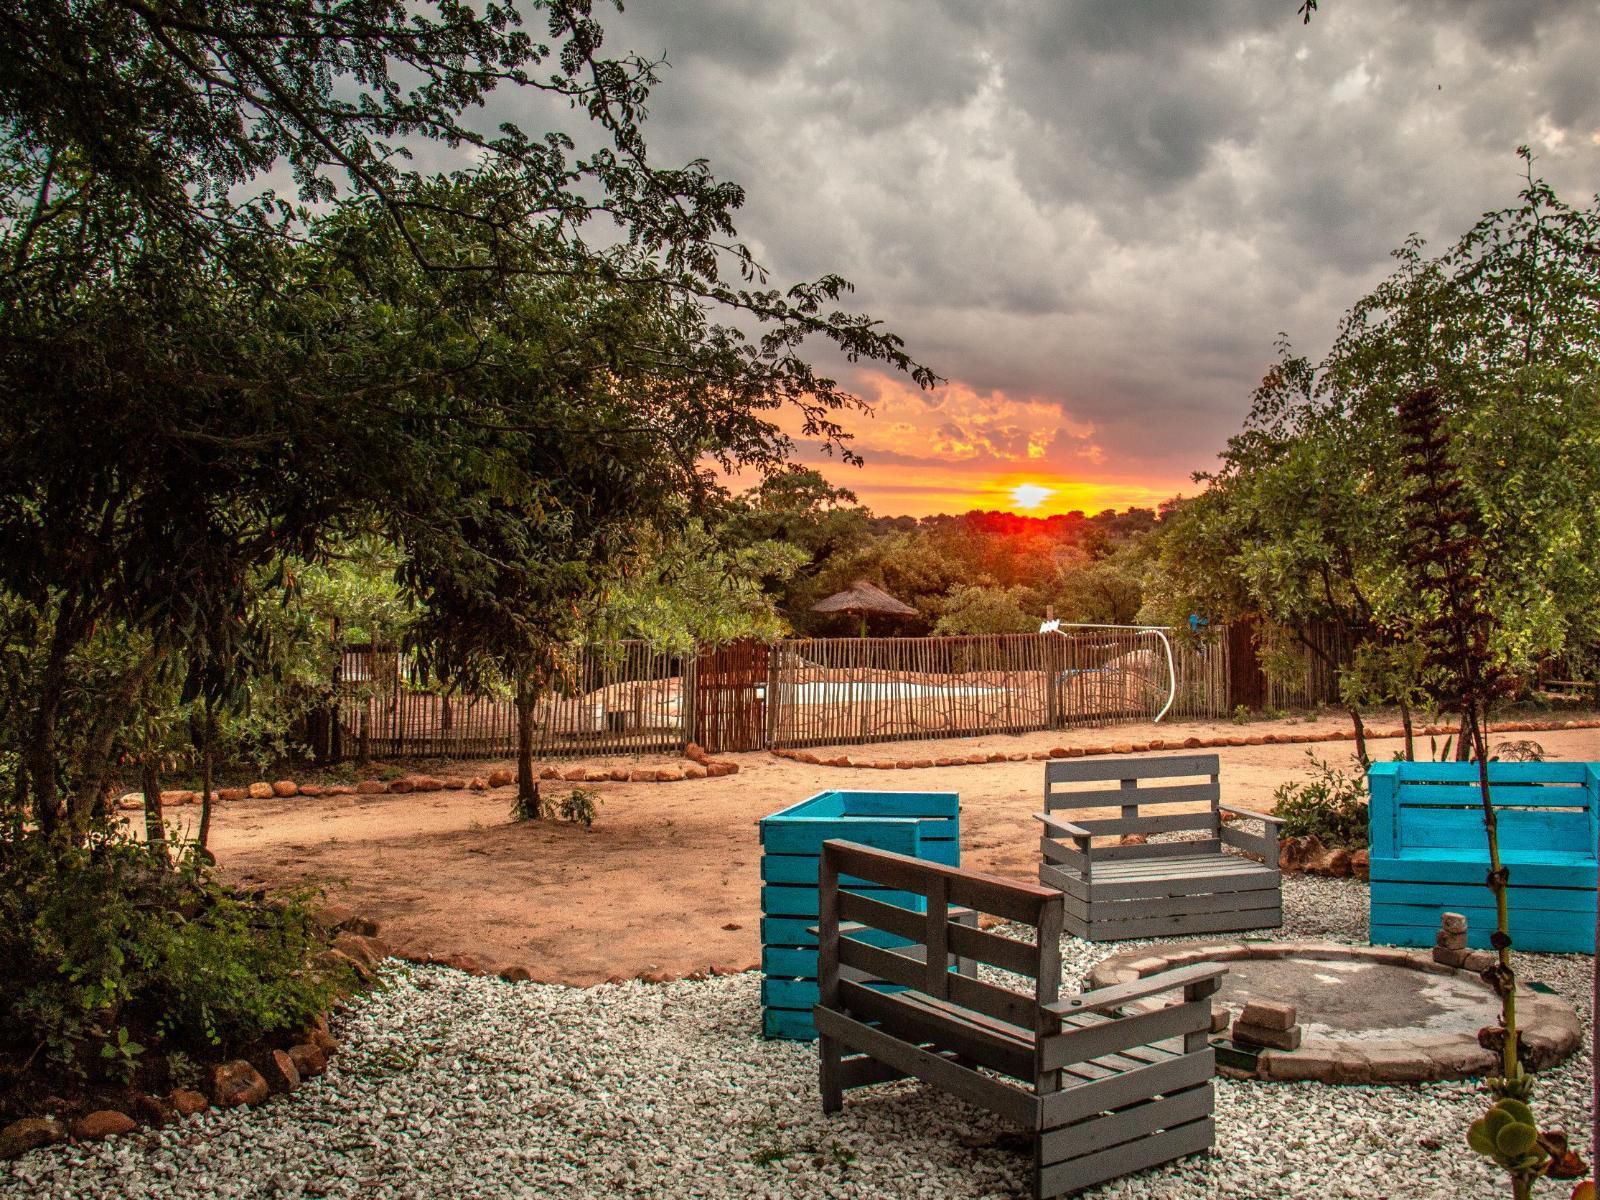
[206,714,1600,985]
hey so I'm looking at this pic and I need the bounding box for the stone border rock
[114,744,742,814]
[770,717,1600,772]
[1087,939,1583,1085]
[1,913,381,1160]
[0,1013,341,1160]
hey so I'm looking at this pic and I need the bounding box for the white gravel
[3,875,1592,1199]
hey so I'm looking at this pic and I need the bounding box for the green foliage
[591,518,804,652]
[0,829,350,1090]
[1155,161,1600,729]
[1468,1098,1548,1193]
[928,584,1041,635]
[509,783,600,827]
[1271,752,1369,849]
[554,787,602,829]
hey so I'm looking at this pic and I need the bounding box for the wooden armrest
[1043,963,1228,1017]
[1220,805,1284,827]
[1035,812,1093,842]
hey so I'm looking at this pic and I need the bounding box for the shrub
[556,787,601,829]
[1271,751,1369,849]
[0,828,350,1105]
[509,783,600,828]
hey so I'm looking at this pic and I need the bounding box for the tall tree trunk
[1347,707,1369,768]
[196,703,215,859]
[1399,701,1415,762]
[28,599,80,837]
[1455,710,1471,760]
[514,673,539,815]
[140,753,167,865]
[70,643,161,836]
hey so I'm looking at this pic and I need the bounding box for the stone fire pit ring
[1087,939,1582,1084]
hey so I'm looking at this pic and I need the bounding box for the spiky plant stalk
[1395,388,1539,1198]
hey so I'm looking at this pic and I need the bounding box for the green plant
[1271,751,1369,849]
[99,1026,144,1083]
[557,787,601,829]
[1468,1099,1547,1190]
[0,827,351,1101]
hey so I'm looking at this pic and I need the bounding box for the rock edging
[0,1013,341,1161]
[769,717,1600,772]
[117,744,742,813]
[1088,939,1581,1085]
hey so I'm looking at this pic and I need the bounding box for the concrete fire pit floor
[1087,940,1583,1084]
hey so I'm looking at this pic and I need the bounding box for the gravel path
[3,876,1592,1199]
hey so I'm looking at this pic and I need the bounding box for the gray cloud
[492,1,1600,507]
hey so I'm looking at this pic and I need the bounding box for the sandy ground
[204,714,1600,985]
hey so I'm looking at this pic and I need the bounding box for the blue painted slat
[1371,881,1595,913]
[1369,857,1596,886]
[761,946,818,978]
[763,1007,818,1041]
[760,819,923,856]
[761,855,883,887]
[1372,901,1588,936]
[1371,760,1591,785]
[831,790,960,817]
[761,885,925,918]
[1372,920,1593,954]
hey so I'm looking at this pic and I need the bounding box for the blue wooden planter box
[758,789,959,1039]
[1369,761,1598,954]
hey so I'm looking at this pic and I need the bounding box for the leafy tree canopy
[1157,156,1600,721]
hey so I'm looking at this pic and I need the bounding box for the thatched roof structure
[810,579,917,618]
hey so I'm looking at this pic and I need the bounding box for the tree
[590,518,805,652]
[1156,161,1600,750]
[1054,542,1149,626]
[0,1,935,839]
[928,584,1041,636]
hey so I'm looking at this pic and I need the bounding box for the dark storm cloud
[477,1,1600,504]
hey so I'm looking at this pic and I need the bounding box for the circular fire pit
[1088,940,1582,1084]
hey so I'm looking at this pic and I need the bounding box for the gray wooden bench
[1036,754,1283,941]
[813,839,1225,1198]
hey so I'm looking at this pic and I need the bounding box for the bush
[1271,751,1369,849]
[0,829,351,1104]
[509,783,600,828]
[556,787,601,829]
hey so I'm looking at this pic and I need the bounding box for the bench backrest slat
[1369,761,1600,863]
[1043,754,1221,841]
[819,840,1059,1007]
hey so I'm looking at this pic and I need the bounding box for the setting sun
[1010,482,1053,510]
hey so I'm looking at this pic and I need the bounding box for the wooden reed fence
[326,623,1329,761]
[765,628,1210,750]
[335,642,689,760]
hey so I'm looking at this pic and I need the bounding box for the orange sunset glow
[785,372,1193,517]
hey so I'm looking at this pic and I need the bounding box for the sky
[562,2,1600,517]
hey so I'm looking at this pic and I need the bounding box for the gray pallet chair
[1035,753,1283,941]
[812,839,1226,1199]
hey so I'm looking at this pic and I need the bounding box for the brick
[1238,999,1297,1031]
[1231,1021,1302,1051]
[1440,911,1468,934]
